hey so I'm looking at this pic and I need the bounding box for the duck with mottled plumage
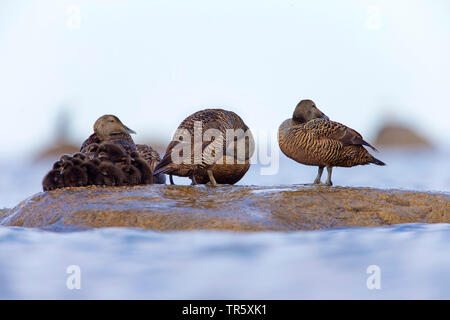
[80,114,165,183]
[278,100,385,186]
[154,108,254,186]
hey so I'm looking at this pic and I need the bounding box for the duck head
[292,100,329,123]
[94,115,136,140]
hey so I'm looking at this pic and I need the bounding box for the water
[0,150,449,299]
[1,224,450,299]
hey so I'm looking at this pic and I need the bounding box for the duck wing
[136,144,161,172]
[80,133,100,152]
[304,119,378,151]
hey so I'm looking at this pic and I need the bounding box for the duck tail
[370,155,386,166]
[154,155,176,175]
[153,164,174,176]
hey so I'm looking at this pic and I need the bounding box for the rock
[0,209,8,221]
[373,124,432,148]
[1,185,449,231]
[33,143,80,162]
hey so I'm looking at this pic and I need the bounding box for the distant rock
[373,124,432,148]
[34,143,80,161]
[1,185,448,231]
[0,209,8,221]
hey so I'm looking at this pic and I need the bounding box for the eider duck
[42,115,164,191]
[80,160,105,186]
[117,162,142,185]
[154,108,254,186]
[135,145,165,184]
[130,151,154,184]
[61,160,88,187]
[42,169,64,191]
[81,115,165,184]
[80,115,137,155]
[96,142,128,162]
[278,100,385,186]
[98,161,125,186]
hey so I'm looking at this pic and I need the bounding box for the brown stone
[373,124,432,148]
[1,185,448,232]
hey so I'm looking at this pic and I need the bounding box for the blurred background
[1,0,449,207]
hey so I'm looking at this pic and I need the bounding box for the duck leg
[191,173,197,185]
[325,166,333,186]
[314,166,324,184]
[169,174,175,185]
[207,169,222,187]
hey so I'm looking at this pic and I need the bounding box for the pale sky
[1,0,449,159]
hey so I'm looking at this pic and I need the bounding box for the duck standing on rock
[278,100,385,186]
[154,108,254,186]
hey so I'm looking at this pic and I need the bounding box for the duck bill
[125,125,136,134]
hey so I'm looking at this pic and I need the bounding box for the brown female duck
[154,108,254,186]
[278,100,385,186]
[80,114,165,183]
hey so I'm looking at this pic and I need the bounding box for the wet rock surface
[1,185,448,231]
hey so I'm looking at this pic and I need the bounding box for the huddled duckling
[96,142,129,162]
[80,159,105,186]
[130,151,154,184]
[278,99,385,186]
[135,145,165,184]
[42,169,65,191]
[42,142,155,191]
[117,161,142,185]
[154,108,254,186]
[62,160,88,187]
[98,161,125,186]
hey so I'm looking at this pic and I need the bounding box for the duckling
[80,160,105,186]
[278,99,385,186]
[80,115,137,155]
[96,142,128,162]
[59,154,73,162]
[134,145,165,184]
[83,143,100,159]
[98,161,125,186]
[52,160,64,170]
[62,161,88,187]
[154,108,254,186]
[73,152,88,161]
[70,157,83,166]
[119,162,142,185]
[42,169,65,191]
[130,152,154,184]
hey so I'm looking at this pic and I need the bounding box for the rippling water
[1,223,450,299]
[0,150,449,299]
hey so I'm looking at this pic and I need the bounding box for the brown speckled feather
[80,132,138,155]
[279,118,384,168]
[303,119,377,151]
[155,108,254,184]
[136,144,166,184]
